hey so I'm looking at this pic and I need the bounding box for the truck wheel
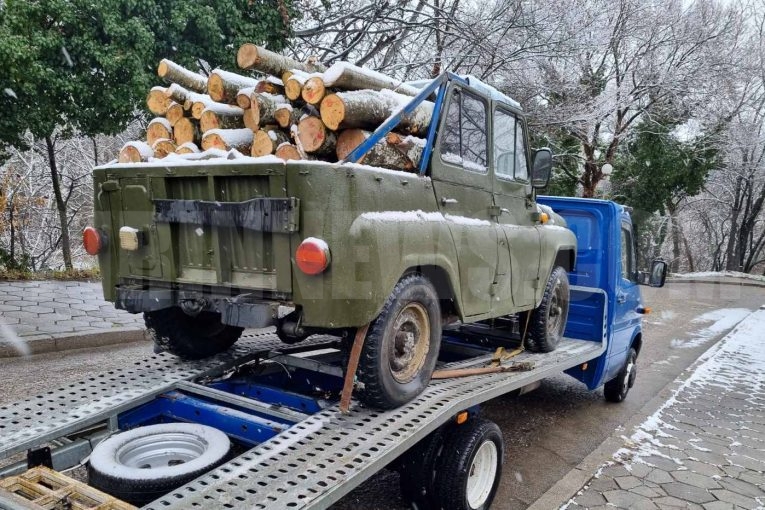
[145,307,243,359]
[398,427,451,510]
[88,423,231,506]
[356,274,442,409]
[526,266,569,353]
[604,347,637,402]
[434,418,503,510]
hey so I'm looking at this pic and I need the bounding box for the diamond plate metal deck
[146,337,604,510]
[0,331,336,461]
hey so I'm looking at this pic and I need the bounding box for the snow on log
[118,141,154,163]
[251,129,290,157]
[146,86,171,115]
[249,92,286,127]
[336,129,422,171]
[157,59,207,93]
[147,118,173,146]
[151,138,177,159]
[175,142,201,155]
[275,143,303,161]
[165,83,192,106]
[237,43,326,76]
[284,70,310,101]
[165,102,186,126]
[320,90,433,135]
[321,62,421,97]
[181,93,217,119]
[201,128,254,153]
[199,104,245,132]
[208,69,259,104]
[297,116,337,155]
[236,86,256,109]
[274,103,296,128]
[255,77,284,96]
[301,76,326,105]
[173,117,201,146]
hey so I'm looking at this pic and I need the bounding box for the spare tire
[88,423,231,506]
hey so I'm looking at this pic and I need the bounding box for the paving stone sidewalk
[0,280,145,356]
[563,308,765,510]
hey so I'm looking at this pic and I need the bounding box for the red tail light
[83,227,104,255]
[296,237,330,275]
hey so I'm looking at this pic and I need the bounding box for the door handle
[441,197,459,205]
[616,292,627,304]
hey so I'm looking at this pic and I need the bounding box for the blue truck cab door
[606,217,642,382]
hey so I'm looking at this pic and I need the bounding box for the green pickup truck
[85,73,576,408]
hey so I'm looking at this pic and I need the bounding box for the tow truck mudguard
[115,286,279,328]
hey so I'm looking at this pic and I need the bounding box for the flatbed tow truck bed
[0,303,605,510]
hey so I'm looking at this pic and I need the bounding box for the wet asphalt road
[0,279,763,509]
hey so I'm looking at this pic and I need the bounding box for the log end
[119,142,154,163]
[237,43,260,70]
[251,130,275,157]
[285,78,303,101]
[151,139,177,158]
[275,143,302,161]
[298,116,333,154]
[336,129,366,162]
[243,107,259,131]
[176,142,201,155]
[166,102,185,126]
[146,88,170,116]
[147,121,173,146]
[320,93,344,131]
[302,77,326,105]
[236,92,252,110]
[173,117,198,146]
[157,59,170,78]
[207,73,225,103]
[199,110,219,133]
[274,106,293,128]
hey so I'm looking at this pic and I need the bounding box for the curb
[0,327,149,358]
[667,277,765,288]
[528,307,760,510]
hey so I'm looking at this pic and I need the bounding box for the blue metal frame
[343,72,468,176]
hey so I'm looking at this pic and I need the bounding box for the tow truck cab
[537,196,667,392]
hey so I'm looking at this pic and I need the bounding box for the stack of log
[118,45,430,172]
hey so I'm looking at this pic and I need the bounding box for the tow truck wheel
[356,274,442,409]
[88,423,231,506]
[604,347,637,402]
[398,427,450,510]
[434,418,504,510]
[526,266,569,353]
[145,307,243,359]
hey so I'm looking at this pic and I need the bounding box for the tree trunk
[251,129,290,157]
[336,129,422,170]
[45,136,72,271]
[199,104,244,132]
[297,117,337,155]
[201,128,254,153]
[667,202,681,273]
[237,43,326,75]
[157,59,207,93]
[321,90,433,134]
[724,176,743,271]
[207,69,260,104]
[322,62,420,97]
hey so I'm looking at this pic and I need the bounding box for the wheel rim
[623,358,635,393]
[116,432,208,469]
[389,302,431,384]
[547,279,566,338]
[467,440,498,509]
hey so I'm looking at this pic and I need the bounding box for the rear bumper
[115,286,280,329]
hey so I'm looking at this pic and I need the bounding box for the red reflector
[83,227,103,255]
[296,238,330,275]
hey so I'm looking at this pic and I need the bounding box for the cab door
[608,221,641,379]
[431,85,498,318]
[491,108,541,312]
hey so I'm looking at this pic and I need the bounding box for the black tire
[434,418,504,510]
[604,347,637,403]
[526,266,569,353]
[145,307,243,359]
[88,423,231,506]
[356,274,442,409]
[398,427,451,510]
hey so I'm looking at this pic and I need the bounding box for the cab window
[493,108,528,180]
[621,226,636,282]
[440,88,488,172]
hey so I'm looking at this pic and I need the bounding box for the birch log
[157,59,207,93]
[237,43,326,75]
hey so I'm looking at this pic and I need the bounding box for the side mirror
[638,260,668,287]
[531,148,553,189]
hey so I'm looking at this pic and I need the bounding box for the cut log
[237,43,326,75]
[386,132,426,168]
[255,77,284,96]
[284,71,310,101]
[297,116,337,155]
[301,76,326,105]
[173,117,201,145]
[249,92,286,127]
[165,83,191,106]
[165,102,186,126]
[199,104,245,132]
[147,118,173,146]
[321,90,433,135]
[322,62,421,97]
[251,129,290,157]
[274,103,296,128]
[175,142,201,155]
[151,138,177,159]
[185,94,217,119]
[146,86,171,115]
[201,128,254,153]
[118,141,154,163]
[275,143,303,161]
[157,59,207,93]
[336,129,422,171]
[208,69,259,104]
[236,86,256,109]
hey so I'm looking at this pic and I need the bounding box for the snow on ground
[669,308,751,349]
[672,271,765,283]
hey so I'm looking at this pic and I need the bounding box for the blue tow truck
[0,196,666,510]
